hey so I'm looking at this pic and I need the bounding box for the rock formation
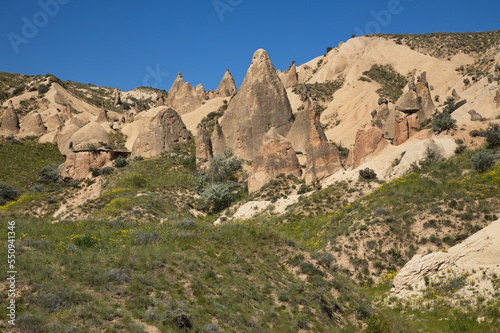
[45,114,65,132]
[55,124,81,155]
[346,124,387,169]
[304,102,342,184]
[0,101,20,135]
[165,73,202,114]
[373,98,393,138]
[463,78,470,89]
[113,87,122,106]
[391,218,500,302]
[61,150,129,179]
[487,73,495,84]
[219,49,294,161]
[415,72,435,121]
[96,104,109,123]
[452,88,461,101]
[279,61,298,88]
[65,104,72,119]
[68,122,111,151]
[495,84,500,107]
[195,123,213,165]
[468,109,483,121]
[19,111,47,137]
[156,93,166,107]
[132,107,190,158]
[285,108,310,153]
[214,69,237,97]
[248,127,301,192]
[211,117,226,156]
[196,84,208,100]
[394,111,419,146]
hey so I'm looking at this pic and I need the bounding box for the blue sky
[1,0,499,91]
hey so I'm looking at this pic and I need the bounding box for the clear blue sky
[1,0,499,91]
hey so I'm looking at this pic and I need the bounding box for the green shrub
[359,168,377,181]
[484,123,500,148]
[360,64,406,102]
[471,151,494,172]
[37,84,49,95]
[113,156,128,168]
[0,181,20,205]
[100,166,114,175]
[207,150,242,183]
[200,181,241,213]
[38,166,60,183]
[431,111,457,133]
[442,97,467,113]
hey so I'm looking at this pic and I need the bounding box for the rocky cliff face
[165,73,202,114]
[132,107,190,158]
[346,124,387,169]
[219,49,294,161]
[0,100,20,135]
[214,69,237,97]
[248,127,301,193]
[195,123,213,166]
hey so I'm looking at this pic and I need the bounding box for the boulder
[211,117,226,156]
[0,100,20,135]
[487,73,495,84]
[131,107,190,158]
[391,218,500,302]
[219,49,294,161]
[304,103,342,184]
[346,124,387,169]
[248,127,301,192]
[468,109,483,121]
[214,69,237,97]
[165,73,202,114]
[452,88,461,101]
[19,111,47,137]
[195,123,213,165]
[69,122,111,152]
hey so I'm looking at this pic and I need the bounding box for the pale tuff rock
[19,111,47,137]
[55,124,81,155]
[44,114,65,132]
[487,73,495,84]
[285,108,309,153]
[468,109,483,121]
[391,218,500,302]
[248,127,301,193]
[113,87,122,106]
[61,151,129,179]
[67,117,84,128]
[165,72,202,115]
[495,83,500,107]
[304,103,342,185]
[0,100,20,135]
[65,104,72,118]
[131,107,190,158]
[372,98,393,138]
[96,104,109,123]
[452,88,461,101]
[195,123,213,165]
[279,61,299,88]
[220,49,294,161]
[214,69,237,97]
[195,84,208,100]
[415,72,435,121]
[156,93,166,107]
[68,122,111,152]
[346,124,387,169]
[211,117,226,156]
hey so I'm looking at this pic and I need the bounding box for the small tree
[206,150,242,183]
[431,111,457,133]
[38,166,60,183]
[359,168,377,181]
[113,156,128,168]
[484,123,500,148]
[442,97,466,113]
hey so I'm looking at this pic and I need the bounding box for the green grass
[0,138,64,192]
[360,64,407,102]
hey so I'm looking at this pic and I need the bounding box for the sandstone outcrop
[96,105,109,124]
[346,124,387,169]
[304,103,342,184]
[195,123,213,165]
[468,109,483,121]
[219,49,294,160]
[165,73,202,114]
[285,108,309,153]
[394,111,419,146]
[131,107,190,158]
[55,124,81,155]
[68,122,111,151]
[248,127,301,192]
[452,88,461,101]
[196,84,208,100]
[372,98,393,138]
[279,61,298,88]
[211,117,226,156]
[391,218,500,302]
[0,101,20,135]
[113,87,122,106]
[156,93,166,107]
[214,69,237,97]
[495,84,500,107]
[19,111,47,137]
[61,150,129,179]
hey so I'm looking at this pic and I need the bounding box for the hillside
[0,31,500,332]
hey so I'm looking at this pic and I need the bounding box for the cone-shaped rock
[195,123,213,165]
[415,72,435,121]
[45,114,65,132]
[346,124,387,169]
[304,103,342,184]
[19,111,47,137]
[286,108,309,153]
[156,93,166,107]
[211,117,226,156]
[215,69,237,97]
[165,73,202,114]
[196,84,208,100]
[132,107,190,158]
[248,127,301,193]
[0,101,20,135]
[69,122,111,152]
[220,49,294,160]
[280,62,298,88]
[96,105,109,123]
[55,124,81,155]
